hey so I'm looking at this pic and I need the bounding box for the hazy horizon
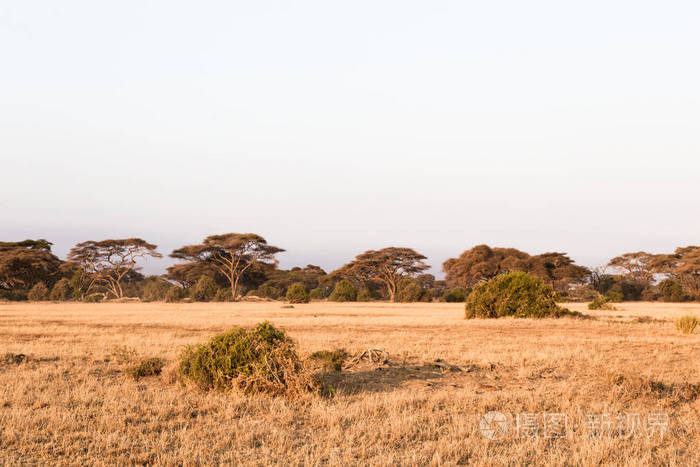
[2,1,699,276]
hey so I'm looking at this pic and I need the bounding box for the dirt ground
[0,301,698,465]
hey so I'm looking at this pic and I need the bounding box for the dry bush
[588,295,616,310]
[177,321,317,396]
[675,315,698,334]
[309,349,348,372]
[127,357,166,381]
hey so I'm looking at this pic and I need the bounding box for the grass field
[1,301,699,465]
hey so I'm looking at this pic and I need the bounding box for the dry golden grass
[1,301,699,465]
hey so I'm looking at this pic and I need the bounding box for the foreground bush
[329,280,357,302]
[465,272,572,319]
[286,282,310,304]
[178,322,316,396]
[675,315,698,334]
[27,282,49,301]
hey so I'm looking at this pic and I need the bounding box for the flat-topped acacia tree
[170,233,284,301]
[333,247,429,302]
[0,239,62,292]
[67,238,162,299]
[652,246,700,299]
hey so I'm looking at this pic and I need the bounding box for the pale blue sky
[1,1,699,276]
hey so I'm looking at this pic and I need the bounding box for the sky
[1,1,699,277]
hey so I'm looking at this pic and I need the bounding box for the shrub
[309,349,347,372]
[49,278,72,301]
[27,282,49,301]
[329,280,357,302]
[465,272,572,319]
[286,282,310,304]
[250,284,279,299]
[443,287,467,303]
[604,291,624,303]
[165,286,187,303]
[309,288,325,300]
[127,357,166,380]
[675,315,698,334]
[141,278,172,302]
[658,279,688,303]
[588,295,616,310]
[191,275,218,302]
[177,321,316,395]
[213,288,233,302]
[394,278,424,302]
[357,289,373,301]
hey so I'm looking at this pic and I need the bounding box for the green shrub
[0,289,27,301]
[127,357,166,380]
[165,286,187,303]
[604,291,624,303]
[357,289,373,301]
[141,278,172,302]
[394,278,423,302]
[465,272,572,319]
[27,282,49,301]
[675,315,698,334]
[286,282,310,304]
[329,280,357,302]
[177,321,315,395]
[309,349,347,372]
[588,295,616,310]
[249,284,279,299]
[191,275,218,302]
[658,279,688,303]
[443,287,467,303]
[213,288,233,302]
[49,278,72,301]
[309,288,325,300]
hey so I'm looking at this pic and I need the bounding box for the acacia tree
[0,239,62,292]
[332,247,429,301]
[652,246,700,299]
[442,245,530,288]
[606,252,657,288]
[67,238,162,299]
[170,233,284,300]
[442,245,588,292]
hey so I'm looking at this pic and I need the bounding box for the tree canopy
[652,246,700,299]
[332,247,429,301]
[67,238,162,299]
[0,239,62,292]
[170,233,284,300]
[442,245,589,292]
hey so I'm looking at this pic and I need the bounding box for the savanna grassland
[1,301,699,466]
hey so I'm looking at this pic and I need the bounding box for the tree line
[1,233,698,303]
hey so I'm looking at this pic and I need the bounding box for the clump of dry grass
[177,321,317,396]
[674,315,698,334]
[2,352,29,365]
[126,357,166,381]
[309,349,348,372]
